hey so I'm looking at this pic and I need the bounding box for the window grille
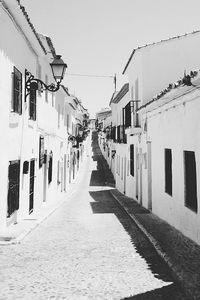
[7,160,20,217]
[11,67,22,114]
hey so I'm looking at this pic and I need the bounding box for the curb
[110,189,193,300]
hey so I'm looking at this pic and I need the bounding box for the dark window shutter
[165,149,172,196]
[130,144,134,176]
[184,151,197,212]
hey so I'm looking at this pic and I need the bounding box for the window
[48,152,53,184]
[29,85,37,120]
[165,149,172,196]
[130,144,134,176]
[111,126,116,142]
[184,151,197,212]
[124,102,131,128]
[11,67,22,114]
[7,160,20,217]
[39,135,44,168]
[117,125,120,143]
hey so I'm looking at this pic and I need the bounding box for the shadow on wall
[90,131,115,188]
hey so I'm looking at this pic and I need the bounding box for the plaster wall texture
[0,3,79,229]
[146,87,200,244]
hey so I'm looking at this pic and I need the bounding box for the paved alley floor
[0,132,187,300]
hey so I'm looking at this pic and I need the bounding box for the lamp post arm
[25,70,60,101]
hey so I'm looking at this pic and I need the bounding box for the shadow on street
[88,131,187,300]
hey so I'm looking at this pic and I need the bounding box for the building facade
[0,0,89,230]
[99,30,200,245]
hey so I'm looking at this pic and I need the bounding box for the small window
[48,152,53,184]
[130,144,134,176]
[184,151,197,212]
[11,67,22,114]
[29,86,37,120]
[165,149,172,196]
[124,102,131,128]
[39,135,44,168]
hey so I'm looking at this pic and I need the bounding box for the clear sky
[21,0,200,117]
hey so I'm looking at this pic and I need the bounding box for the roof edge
[122,29,200,75]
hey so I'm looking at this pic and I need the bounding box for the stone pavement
[0,131,186,300]
[109,187,200,300]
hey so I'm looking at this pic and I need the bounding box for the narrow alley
[0,132,186,300]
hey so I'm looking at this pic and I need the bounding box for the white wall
[0,2,86,229]
[125,32,200,106]
[145,85,200,244]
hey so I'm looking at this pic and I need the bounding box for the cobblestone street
[0,132,187,300]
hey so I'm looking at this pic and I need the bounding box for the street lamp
[25,55,67,100]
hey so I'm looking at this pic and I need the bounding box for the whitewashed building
[0,0,88,230]
[100,30,200,245]
[138,72,200,244]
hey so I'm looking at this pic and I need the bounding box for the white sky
[21,0,200,117]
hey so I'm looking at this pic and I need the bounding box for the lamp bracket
[25,70,60,101]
